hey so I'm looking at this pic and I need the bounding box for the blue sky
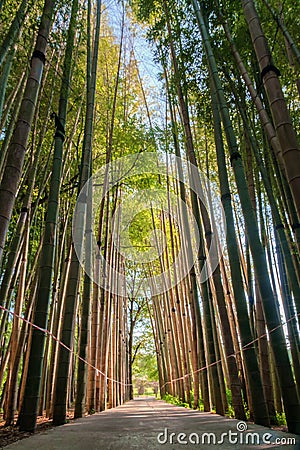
[104,0,166,128]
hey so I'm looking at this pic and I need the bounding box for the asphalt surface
[5,397,300,449]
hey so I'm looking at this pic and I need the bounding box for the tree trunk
[193,0,300,433]
[18,0,78,431]
[242,0,300,223]
[0,0,55,269]
[0,0,27,67]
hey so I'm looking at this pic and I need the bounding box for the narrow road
[6,398,299,449]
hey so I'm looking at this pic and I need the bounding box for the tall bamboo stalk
[192,0,300,433]
[18,0,78,431]
[52,0,102,426]
[0,0,56,269]
[241,0,300,223]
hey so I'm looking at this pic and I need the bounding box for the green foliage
[133,350,158,381]
[163,391,209,411]
[225,389,251,419]
[163,393,190,409]
[274,412,287,426]
[131,302,158,381]
[225,389,235,418]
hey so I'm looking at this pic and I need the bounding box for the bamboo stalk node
[51,112,66,141]
[54,131,65,141]
[31,50,46,66]
[230,152,241,165]
[260,64,281,80]
[221,193,231,202]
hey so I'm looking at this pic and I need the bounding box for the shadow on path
[5,398,299,449]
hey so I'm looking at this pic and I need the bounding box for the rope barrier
[0,304,299,391]
[160,312,300,389]
[0,304,132,387]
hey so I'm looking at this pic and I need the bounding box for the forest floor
[0,410,75,448]
[0,398,299,449]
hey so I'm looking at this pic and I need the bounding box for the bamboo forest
[0,0,300,447]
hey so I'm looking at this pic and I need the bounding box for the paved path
[5,398,299,449]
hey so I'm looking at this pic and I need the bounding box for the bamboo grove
[0,0,299,437]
